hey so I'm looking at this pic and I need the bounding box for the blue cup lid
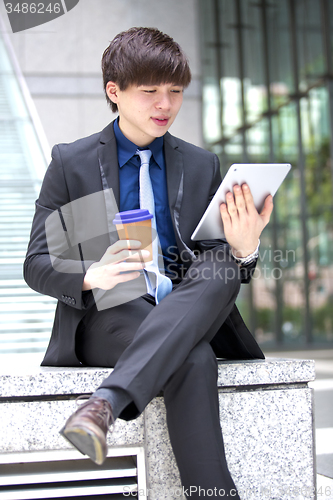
[113,209,153,225]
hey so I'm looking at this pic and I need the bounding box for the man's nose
[156,92,171,109]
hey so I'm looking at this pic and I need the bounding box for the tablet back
[191,163,291,241]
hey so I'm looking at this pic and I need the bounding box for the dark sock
[92,387,132,420]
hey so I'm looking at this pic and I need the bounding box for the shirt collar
[113,118,164,169]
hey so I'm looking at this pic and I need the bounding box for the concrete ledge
[0,357,316,500]
[0,357,316,398]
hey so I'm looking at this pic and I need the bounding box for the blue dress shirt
[113,120,179,274]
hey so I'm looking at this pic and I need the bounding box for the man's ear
[106,82,119,104]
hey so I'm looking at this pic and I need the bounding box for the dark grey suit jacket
[24,121,264,366]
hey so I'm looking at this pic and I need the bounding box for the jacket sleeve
[23,145,93,311]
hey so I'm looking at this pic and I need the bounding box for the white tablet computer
[191,163,291,241]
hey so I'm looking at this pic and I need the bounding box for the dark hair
[102,27,192,112]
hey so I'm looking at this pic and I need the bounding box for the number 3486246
[5,3,62,14]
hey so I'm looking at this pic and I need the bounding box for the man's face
[106,82,184,146]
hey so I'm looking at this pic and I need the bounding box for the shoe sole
[60,425,106,465]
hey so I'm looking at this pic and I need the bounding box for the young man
[24,27,273,499]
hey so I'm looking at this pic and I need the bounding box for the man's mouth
[152,117,169,126]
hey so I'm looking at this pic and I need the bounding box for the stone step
[0,250,26,257]
[0,279,26,287]
[0,312,54,322]
[0,322,53,331]
[0,215,34,222]
[0,340,48,351]
[0,287,39,296]
[0,257,24,265]
[0,271,25,280]
[0,292,55,307]
[0,331,51,340]
[0,230,31,237]
[0,302,56,312]
[0,236,29,243]
[0,222,32,228]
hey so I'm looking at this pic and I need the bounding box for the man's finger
[114,271,142,285]
[113,260,146,273]
[241,184,258,214]
[108,239,142,255]
[260,195,274,225]
[220,203,239,240]
[113,249,150,264]
[225,191,238,217]
[233,185,246,213]
[220,203,231,225]
[99,261,145,280]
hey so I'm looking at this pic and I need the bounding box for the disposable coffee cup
[113,209,154,262]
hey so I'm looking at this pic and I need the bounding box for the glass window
[199,0,333,348]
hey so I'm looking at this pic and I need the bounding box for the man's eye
[144,90,156,93]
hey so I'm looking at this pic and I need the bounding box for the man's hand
[82,240,149,291]
[220,184,274,258]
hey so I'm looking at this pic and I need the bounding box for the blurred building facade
[199,0,333,349]
[0,0,332,350]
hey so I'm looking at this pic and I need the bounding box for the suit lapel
[97,121,120,209]
[164,132,196,258]
[164,132,184,218]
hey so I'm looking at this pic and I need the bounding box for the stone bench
[0,357,316,500]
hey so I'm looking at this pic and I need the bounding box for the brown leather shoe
[60,397,114,465]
